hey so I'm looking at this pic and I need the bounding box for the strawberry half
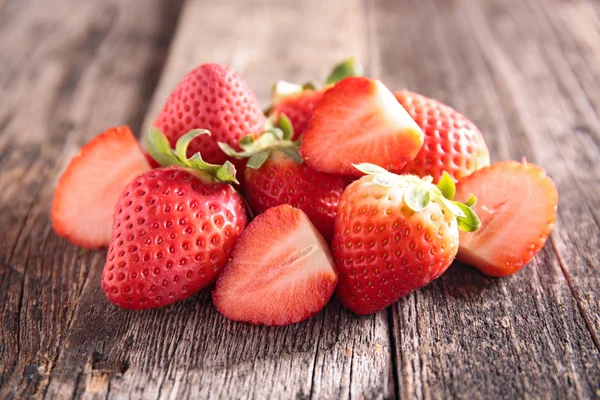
[454,160,558,277]
[301,77,424,176]
[52,126,151,249]
[268,57,364,140]
[212,205,338,326]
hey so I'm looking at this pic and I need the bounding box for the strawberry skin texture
[395,91,490,183]
[454,161,558,277]
[301,77,424,176]
[244,151,345,242]
[333,175,459,315]
[52,126,151,249]
[213,205,338,326]
[101,167,248,310]
[153,63,265,166]
[269,89,325,140]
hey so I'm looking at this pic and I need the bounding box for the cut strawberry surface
[454,160,558,277]
[52,126,151,249]
[212,205,338,326]
[301,77,424,176]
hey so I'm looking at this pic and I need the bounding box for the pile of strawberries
[51,59,558,325]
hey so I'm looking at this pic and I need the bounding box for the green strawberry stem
[218,114,303,169]
[146,127,238,184]
[353,163,481,232]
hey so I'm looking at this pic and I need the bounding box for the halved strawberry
[52,126,151,249]
[454,160,558,277]
[212,205,338,326]
[300,77,424,176]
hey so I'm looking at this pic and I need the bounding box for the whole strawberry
[150,63,265,181]
[333,164,479,315]
[220,117,345,242]
[395,91,490,183]
[268,57,363,140]
[102,129,248,310]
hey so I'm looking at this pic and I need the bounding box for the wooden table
[1,0,599,398]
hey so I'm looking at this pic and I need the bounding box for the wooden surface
[0,0,599,398]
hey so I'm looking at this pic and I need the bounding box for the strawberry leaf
[239,135,256,151]
[148,127,238,184]
[175,129,209,162]
[325,57,364,85]
[464,194,477,207]
[437,171,455,200]
[278,114,294,141]
[353,163,389,176]
[280,147,304,164]
[247,151,270,169]
[405,185,432,212]
[441,197,466,218]
[372,174,395,187]
[146,127,186,168]
[454,202,481,232]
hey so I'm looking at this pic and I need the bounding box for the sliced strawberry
[212,205,338,326]
[454,160,558,277]
[300,77,424,176]
[52,126,151,249]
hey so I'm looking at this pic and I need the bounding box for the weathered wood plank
[43,0,395,399]
[0,0,183,398]
[374,0,600,398]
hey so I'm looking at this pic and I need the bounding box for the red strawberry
[150,63,265,181]
[102,129,248,310]
[454,160,558,277]
[52,126,151,249]
[395,91,490,183]
[333,164,479,315]
[219,118,345,242]
[268,57,364,140]
[301,77,424,176]
[212,205,338,326]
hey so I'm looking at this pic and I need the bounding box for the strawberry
[150,63,266,181]
[212,205,338,326]
[333,164,480,315]
[52,126,151,249]
[301,77,424,176]
[268,57,364,140]
[395,91,490,183]
[219,117,345,242]
[101,129,248,310]
[454,160,558,277]
[269,87,324,140]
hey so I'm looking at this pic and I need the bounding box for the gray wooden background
[1,0,599,398]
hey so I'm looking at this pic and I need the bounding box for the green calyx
[324,57,365,85]
[218,114,302,169]
[354,163,481,232]
[146,127,238,184]
[265,57,364,114]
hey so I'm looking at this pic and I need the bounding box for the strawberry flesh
[213,205,338,326]
[301,77,424,176]
[52,126,151,249]
[455,161,558,276]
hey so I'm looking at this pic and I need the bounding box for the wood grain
[374,0,600,398]
[0,0,183,398]
[42,0,396,399]
[1,0,599,398]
